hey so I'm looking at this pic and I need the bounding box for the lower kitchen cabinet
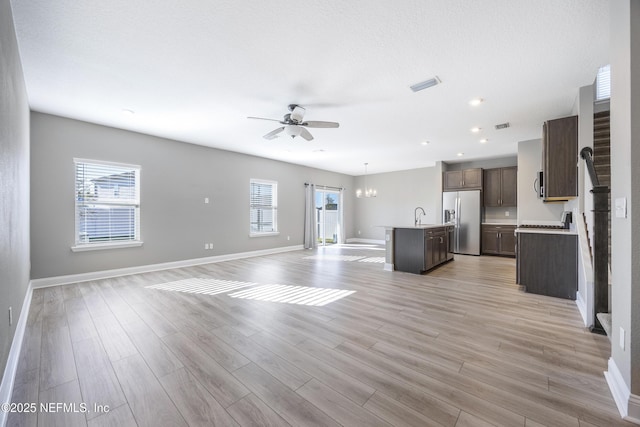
[482,225,516,257]
[395,226,453,274]
[516,231,577,300]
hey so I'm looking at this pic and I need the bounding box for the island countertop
[383,224,453,230]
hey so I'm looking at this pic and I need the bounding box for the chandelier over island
[356,163,377,198]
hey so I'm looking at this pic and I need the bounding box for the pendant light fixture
[356,163,377,198]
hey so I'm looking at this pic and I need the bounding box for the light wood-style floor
[8,244,633,427]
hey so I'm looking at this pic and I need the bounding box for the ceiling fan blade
[299,127,314,141]
[301,121,339,128]
[248,116,284,123]
[263,127,285,140]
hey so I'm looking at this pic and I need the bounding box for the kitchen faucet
[414,207,426,226]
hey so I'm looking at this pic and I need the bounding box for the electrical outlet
[287,236,290,241]
[204,243,209,250]
[209,243,213,249]
[620,327,625,350]
[505,211,510,217]
[9,307,12,326]
[204,197,209,204]
[358,230,361,235]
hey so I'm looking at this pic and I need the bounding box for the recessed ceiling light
[480,138,488,143]
[457,152,464,157]
[469,98,484,106]
[470,127,481,133]
[421,141,430,146]
[122,109,135,115]
[409,76,441,92]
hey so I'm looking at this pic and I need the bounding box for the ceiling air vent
[495,122,510,130]
[410,76,441,92]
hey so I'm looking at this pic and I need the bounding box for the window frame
[596,64,611,102]
[71,158,143,252]
[249,178,279,237]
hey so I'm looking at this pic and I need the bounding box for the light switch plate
[615,197,627,218]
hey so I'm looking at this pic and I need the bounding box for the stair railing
[580,147,610,335]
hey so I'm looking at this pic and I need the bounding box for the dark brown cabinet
[542,115,578,201]
[427,229,448,269]
[482,225,516,257]
[395,226,453,274]
[483,167,517,207]
[516,231,577,299]
[443,168,483,191]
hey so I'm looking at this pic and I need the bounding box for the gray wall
[610,0,640,398]
[30,113,355,279]
[0,0,31,388]
[517,139,565,223]
[352,163,443,240]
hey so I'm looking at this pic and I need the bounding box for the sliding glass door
[315,189,341,245]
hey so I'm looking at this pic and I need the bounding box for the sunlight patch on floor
[323,244,385,251]
[228,284,355,306]
[145,278,257,295]
[358,257,386,263]
[303,254,366,261]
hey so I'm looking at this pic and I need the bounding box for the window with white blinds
[74,159,141,249]
[250,179,278,236]
[596,64,611,101]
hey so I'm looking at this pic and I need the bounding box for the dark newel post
[580,147,609,335]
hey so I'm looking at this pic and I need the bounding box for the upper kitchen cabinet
[542,115,578,201]
[443,168,483,191]
[483,167,517,207]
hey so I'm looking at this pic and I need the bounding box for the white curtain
[337,188,345,244]
[304,183,317,249]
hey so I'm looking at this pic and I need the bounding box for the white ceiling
[10,0,609,176]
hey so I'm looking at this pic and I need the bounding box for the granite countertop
[385,224,452,230]
[515,227,577,235]
[481,222,517,226]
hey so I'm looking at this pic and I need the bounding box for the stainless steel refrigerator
[442,190,481,255]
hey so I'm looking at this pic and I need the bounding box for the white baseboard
[604,357,640,424]
[630,393,640,424]
[0,282,33,427]
[30,245,304,289]
[575,291,588,327]
[346,238,385,245]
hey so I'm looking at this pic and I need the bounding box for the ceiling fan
[248,104,339,141]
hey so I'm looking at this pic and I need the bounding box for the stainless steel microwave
[535,170,544,198]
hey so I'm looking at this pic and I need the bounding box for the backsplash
[484,206,518,222]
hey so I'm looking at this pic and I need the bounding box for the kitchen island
[383,225,454,274]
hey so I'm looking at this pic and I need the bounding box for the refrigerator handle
[456,195,461,252]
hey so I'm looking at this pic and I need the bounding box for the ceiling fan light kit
[248,104,339,141]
